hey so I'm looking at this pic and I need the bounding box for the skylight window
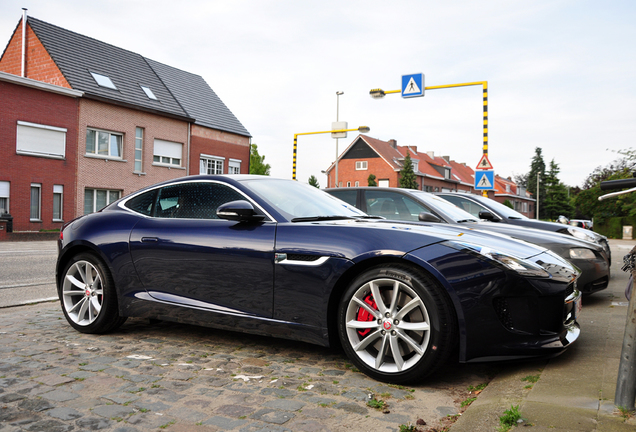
[140,85,158,100]
[90,72,117,90]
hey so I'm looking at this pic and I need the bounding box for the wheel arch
[57,242,113,290]
[326,255,460,352]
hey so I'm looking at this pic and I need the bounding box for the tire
[337,264,456,383]
[59,252,127,334]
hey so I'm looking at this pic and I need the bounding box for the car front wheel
[338,264,456,383]
[59,253,127,334]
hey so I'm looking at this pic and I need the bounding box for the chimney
[21,8,27,77]
[442,155,450,162]
[388,139,397,149]
[426,151,435,159]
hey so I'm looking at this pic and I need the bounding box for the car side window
[441,196,486,218]
[124,190,156,216]
[365,190,432,222]
[156,182,244,219]
[328,190,357,207]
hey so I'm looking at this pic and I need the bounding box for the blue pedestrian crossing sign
[402,73,424,98]
[475,170,495,190]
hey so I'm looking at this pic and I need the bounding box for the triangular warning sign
[477,172,493,188]
[403,77,421,95]
[476,154,493,170]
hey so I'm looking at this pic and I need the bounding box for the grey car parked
[326,187,609,294]
[435,192,610,263]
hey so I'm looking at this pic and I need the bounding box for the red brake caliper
[357,294,378,338]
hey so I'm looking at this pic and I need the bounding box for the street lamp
[292,126,371,181]
[536,172,541,220]
[335,91,344,188]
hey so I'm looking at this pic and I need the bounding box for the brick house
[0,15,250,235]
[0,72,81,236]
[493,174,535,218]
[324,135,475,193]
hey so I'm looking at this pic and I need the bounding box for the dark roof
[27,17,250,136]
[146,59,250,136]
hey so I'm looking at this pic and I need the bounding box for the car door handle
[141,237,159,242]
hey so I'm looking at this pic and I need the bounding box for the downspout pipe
[21,8,27,77]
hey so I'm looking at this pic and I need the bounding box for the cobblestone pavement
[0,302,495,432]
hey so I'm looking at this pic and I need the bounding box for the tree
[399,152,418,189]
[527,147,547,219]
[572,149,636,222]
[542,159,573,220]
[249,144,271,175]
[308,175,320,188]
[368,174,377,187]
[503,199,513,209]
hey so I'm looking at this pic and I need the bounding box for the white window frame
[355,161,368,170]
[228,158,241,175]
[346,181,351,187]
[378,179,390,187]
[84,188,121,214]
[200,154,224,174]
[355,181,359,187]
[30,183,41,221]
[153,139,182,167]
[86,127,123,159]
[53,185,63,221]
[17,121,66,159]
[134,127,144,173]
[0,181,9,215]
[413,161,419,173]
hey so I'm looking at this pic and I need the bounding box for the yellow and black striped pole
[293,126,371,180]
[370,81,489,195]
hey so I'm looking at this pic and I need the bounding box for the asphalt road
[0,240,58,308]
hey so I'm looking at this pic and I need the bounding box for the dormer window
[90,72,117,90]
[140,85,158,100]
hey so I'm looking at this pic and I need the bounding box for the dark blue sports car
[57,175,581,383]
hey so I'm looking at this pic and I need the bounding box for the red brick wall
[190,125,250,174]
[0,80,79,232]
[329,158,398,188]
[76,99,190,217]
[0,21,70,88]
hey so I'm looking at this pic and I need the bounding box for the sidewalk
[451,239,636,431]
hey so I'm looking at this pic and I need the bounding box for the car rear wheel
[338,264,456,383]
[59,253,127,334]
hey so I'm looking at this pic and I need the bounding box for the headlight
[567,227,597,243]
[445,241,550,278]
[569,248,596,260]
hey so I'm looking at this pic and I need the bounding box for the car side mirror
[418,212,442,223]
[217,200,265,222]
[478,211,496,221]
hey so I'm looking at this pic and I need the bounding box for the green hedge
[594,216,636,239]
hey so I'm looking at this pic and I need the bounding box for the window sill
[30,219,42,223]
[85,154,127,162]
[152,163,185,170]
[134,171,147,176]
[16,151,65,160]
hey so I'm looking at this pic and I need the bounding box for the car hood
[325,218,549,260]
[457,221,603,252]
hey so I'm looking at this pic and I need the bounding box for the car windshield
[241,178,366,221]
[470,195,529,219]
[407,190,479,223]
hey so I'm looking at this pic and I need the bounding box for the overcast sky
[2,0,634,187]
